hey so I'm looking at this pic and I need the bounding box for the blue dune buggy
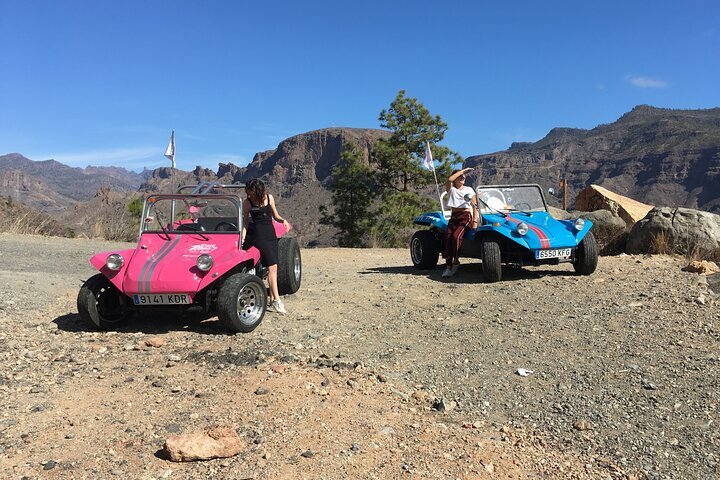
[410,184,598,282]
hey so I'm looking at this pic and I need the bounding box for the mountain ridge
[464,105,720,213]
[2,106,719,245]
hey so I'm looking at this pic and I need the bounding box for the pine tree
[320,142,376,247]
[371,90,461,246]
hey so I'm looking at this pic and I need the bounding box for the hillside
[3,106,720,244]
[0,153,144,211]
[140,127,390,246]
[464,105,720,212]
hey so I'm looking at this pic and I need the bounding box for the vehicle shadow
[53,312,235,335]
[363,263,578,284]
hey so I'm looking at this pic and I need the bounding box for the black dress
[244,198,279,266]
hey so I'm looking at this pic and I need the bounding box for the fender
[196,247,261,292]
[90,248,137,293]
[413,211,448,231]
[559,219,594,242]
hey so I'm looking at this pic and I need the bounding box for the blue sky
[1,1,718,172]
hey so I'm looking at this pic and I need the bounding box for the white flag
[164,130,175,169]
[423,141,434,171]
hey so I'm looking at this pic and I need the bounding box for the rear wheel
[217,273,267,333]
[480,239,502,282]
[573,231,598,275]
[277,237,302,295]
[410,230,440,269]
[77,274,130,330]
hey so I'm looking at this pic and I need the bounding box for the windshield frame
[138,193,243,239]
[475,184,548,214]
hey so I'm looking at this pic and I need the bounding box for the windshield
[141,195,241,233]
[476,185,547,214]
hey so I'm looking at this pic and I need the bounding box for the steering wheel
[176,223,205,232]
[515,202,532,211]
[480,189,507,210]
[215,221,238,232]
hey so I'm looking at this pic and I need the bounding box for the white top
[446,186,475,209]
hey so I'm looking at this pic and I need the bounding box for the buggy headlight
[574,218,586,231]
[516,222,529,236]
[106,254,124,271]
[196,254,214,272]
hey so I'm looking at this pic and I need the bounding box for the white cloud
[625,75,668,88]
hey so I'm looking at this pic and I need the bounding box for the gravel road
[0,233,718,480]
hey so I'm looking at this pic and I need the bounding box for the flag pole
[165,130,176,221]
[424,141,444,212]
[432,167,442,211]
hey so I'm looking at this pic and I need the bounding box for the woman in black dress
[242,179,291,314]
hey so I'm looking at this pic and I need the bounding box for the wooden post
[559,179,568,210]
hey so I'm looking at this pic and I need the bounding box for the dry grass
[649,231,672,255]
[648,230,720,262]
[0,199,74,237]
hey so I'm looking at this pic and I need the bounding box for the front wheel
[480,239,502,282]
[77,274,130,330]
[277,237,302,295]
[217,273,267,333]
[410,230,440,269]
[573,231,598,275]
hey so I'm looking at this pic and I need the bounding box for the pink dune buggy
[77,182,302,333]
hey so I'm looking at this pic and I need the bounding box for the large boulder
[626,207,720,259]
[579,209,628,255]
[549,206,627,254]
[575,185,654,226]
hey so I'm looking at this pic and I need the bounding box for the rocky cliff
[0,153,143,210]
[139,128,390,246]
[464,105,720,213]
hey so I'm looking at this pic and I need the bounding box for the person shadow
[363,262,576,283]
[53,311,234,335]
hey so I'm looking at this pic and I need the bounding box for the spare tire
[278,237,302,295]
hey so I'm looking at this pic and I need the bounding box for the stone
[626,207,720,260]
[163,426,243,462]
[575,185,654,226]
[145,337,166,348]
[708,273,720,295]
[682,260,720,275]
[574,419,592,431]
[271,364,287,374]
[432,397,456,412]
[579,209,629,254]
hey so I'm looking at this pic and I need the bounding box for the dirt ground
[0,233,718,480]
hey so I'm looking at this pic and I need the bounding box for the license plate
[535,248,572,260]
[133,293,191,305]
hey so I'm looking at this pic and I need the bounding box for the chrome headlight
[106,254,124,271]
[196,254,214,272]
[574,218,586,231]
[516,222,529,236]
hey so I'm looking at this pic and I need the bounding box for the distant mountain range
[464,105,720,212]
[1,105,719,245]
[0,153,148,210]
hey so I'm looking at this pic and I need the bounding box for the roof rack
[176,182,246,194]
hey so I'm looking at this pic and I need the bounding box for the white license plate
[133,293,191,305]
[535,248,572,260]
